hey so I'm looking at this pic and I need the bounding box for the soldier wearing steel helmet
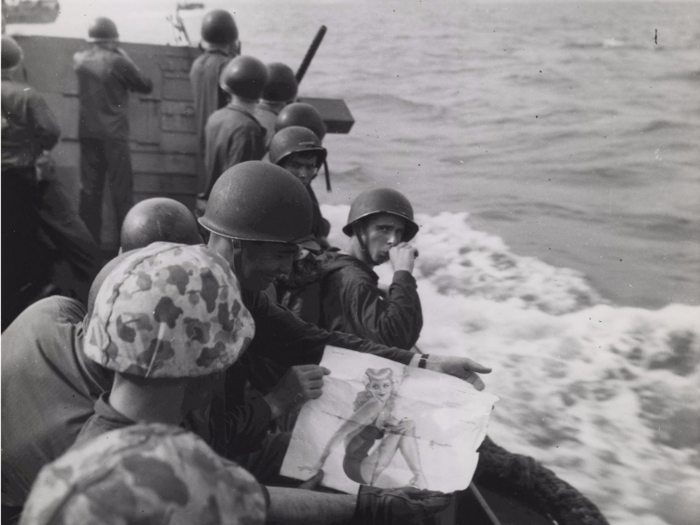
[73,17,153,245]
[120,197,203,252]
[74,242,255,444]
[25,241,450,524]
[2,34,61,323]
[255,62,299,148]
[17,243,267,525]
[268,126,330,247]
[190,9,240,194]
[198,163,491,468]
[318,188,424,350]
[1,229,205,516]
[275,101,327,141]
[202,55,268,199]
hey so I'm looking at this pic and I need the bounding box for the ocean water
[7,1,700,524]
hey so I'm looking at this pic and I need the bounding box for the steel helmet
[269,126,327,167]
[219,56,268,101]
[342,188,419,241]
[201,9,238,45]
[1,36,23,70]
[87,17,119,41]
[120,198,202,252]
[275,102,327,141]
[199,161,317,250]
[22,423,267,525]
[84,242,255,378]
[262,62,298,103]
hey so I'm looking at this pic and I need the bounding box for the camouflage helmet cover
[20,423,267,525]
[84,242,255,378]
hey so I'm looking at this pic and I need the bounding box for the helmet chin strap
[229,238,245,281]
[323,159,331,192]
[352,223,379,266]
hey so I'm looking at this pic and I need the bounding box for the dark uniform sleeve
[333,269,423,350]
[114,53,153,94]
[207,292,416,457]
[244,291,415,366]
[27,90,61,152]
[208,360,275,456]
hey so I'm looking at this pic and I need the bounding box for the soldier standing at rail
[73,17,153,245]
[256,62,298,148]
[189,9,239,195]
[2,35,60,323]
[202,55,267,199]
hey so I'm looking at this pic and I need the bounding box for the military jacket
[73,44,153,140]
[1,74,60,168]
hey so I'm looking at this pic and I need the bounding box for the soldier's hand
[298,470,324,490]
[425,355,491,391]
[264,365,330,418]
[390,242,418,273]
[353,485,453,525]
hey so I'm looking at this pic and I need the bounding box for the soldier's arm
[245,291,491,389]
[266,488,356,524]
[336,271,422,350]
[115,53,153,94]
[266,485,453,524]
[245,291,415,367]
[27,90,61,151]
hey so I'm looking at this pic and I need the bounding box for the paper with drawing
[280,347,499,493]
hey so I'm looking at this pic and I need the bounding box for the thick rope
[475,436,610,525]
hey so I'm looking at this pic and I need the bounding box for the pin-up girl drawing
[307,367,427,488]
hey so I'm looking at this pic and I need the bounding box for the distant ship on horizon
[176,2,204,10]
[2,0,60,25]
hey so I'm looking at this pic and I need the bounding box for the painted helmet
[88,17,119,41]
[120,198,202,252]
[201,9,238,45]
[83,242,255,378]
[21,423,266,525]
[199,161,318,250]
[1,36,23,70]
[342,188,419,241]
[262,62,298,103]
[268,126,326,167]
[219,56,268,101]
[275,102,327,140]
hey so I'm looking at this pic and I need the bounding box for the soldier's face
[360,215,406,265]
[281,153,320,187]
[237,241,297,291]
